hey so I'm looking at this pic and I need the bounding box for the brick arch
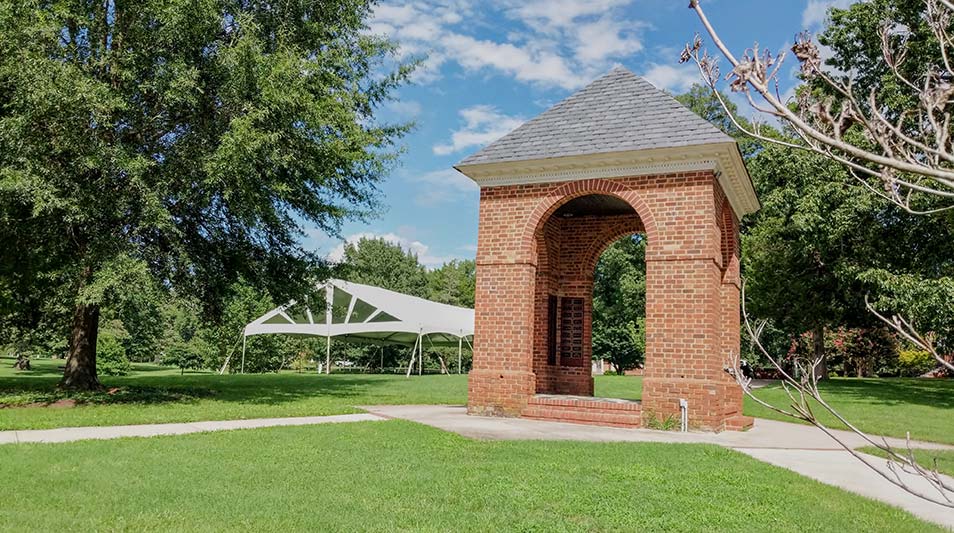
[520,178,658,264]
[577,221,646,279]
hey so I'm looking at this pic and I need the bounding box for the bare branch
[684,0,954,208]
[734,282,954,507]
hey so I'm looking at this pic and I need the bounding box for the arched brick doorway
[530,193,645,398]
[454,68,759,432]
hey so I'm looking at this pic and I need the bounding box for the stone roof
[457,67,734,166]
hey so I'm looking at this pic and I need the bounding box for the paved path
[0,413,385,444]
[365,405,954,529]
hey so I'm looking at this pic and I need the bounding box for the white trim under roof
[455,142,760,217]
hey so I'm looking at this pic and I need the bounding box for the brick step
[522,395,643,428]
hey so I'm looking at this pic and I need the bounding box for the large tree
[0,1,411,389]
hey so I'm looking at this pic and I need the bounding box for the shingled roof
[457,67,733,166]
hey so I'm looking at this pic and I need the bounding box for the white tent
[240,279,474,376]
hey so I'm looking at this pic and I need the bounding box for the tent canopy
[244,279,474,347]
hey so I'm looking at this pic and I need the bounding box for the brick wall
[468,173,750,431]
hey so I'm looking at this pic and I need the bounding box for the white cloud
[408,167,478,206]
[385,99,423,118]
[508,0,631,34]
[327,232,456,268]
[370,1,645,90]
[802,0,857,29]
[641,63,698,94]
[572,18,643,63]
[442,34,586,89]
[433,105,525,155]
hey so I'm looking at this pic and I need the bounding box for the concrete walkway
[0,413,385,444]
[364,405,954,529]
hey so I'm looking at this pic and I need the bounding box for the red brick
[468,174,746,432]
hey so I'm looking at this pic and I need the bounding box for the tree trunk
[812,324,827,381]
[59,302,102,391]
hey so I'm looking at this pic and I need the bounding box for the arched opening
[531,193,645,397]
[591,233,646,400]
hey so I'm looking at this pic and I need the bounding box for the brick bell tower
[455,67,760,432]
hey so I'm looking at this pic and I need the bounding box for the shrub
[898,349,938,377]
[165,341,206,374]
[97,331,131,376]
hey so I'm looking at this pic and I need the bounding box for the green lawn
[747,378,954,445]
[0,419,938,532]
[0,357,466,430]
[860,447,954,478]
[593,373,643,400]
[3,358,952,447]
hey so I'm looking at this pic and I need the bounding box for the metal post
[240,335,246,374]
[325,283,333,374]
[458,335,462,375]
[406,336,419,378]
[418,332,423,375]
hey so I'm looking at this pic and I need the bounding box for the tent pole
[458,335,462,375]
[240,335,246,374]
[406,336,418,378]
[418,332,423,375]
[325,282,333,374]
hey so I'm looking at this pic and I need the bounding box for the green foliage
[643,411,679,431]
[592,236,646,373]
[826,327,899,377]
[860,271,954,353]
[897,349,938,378]
[821,0,941,137]
[427,259,476,307]
[96,322,131,377]
[743,145,874,335]
[0,0,412,385]
[341,238,428,297]
[200,282,286,373]
[165,341,206,375]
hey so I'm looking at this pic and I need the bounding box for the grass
[859,447,954,478]
[0,419,939,532]
[0,357,466,430]
[746,378,954,445]
[3,358,952,447]
[593,373,642,400]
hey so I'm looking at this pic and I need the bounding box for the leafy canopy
[0,0,412,385]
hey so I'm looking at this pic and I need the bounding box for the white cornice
[454,143,760,217]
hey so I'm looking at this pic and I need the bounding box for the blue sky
[305,0,854,267]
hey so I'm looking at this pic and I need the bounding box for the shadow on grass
[0,355,412,409]
[807,378,954,410]
[755,378,954,409]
